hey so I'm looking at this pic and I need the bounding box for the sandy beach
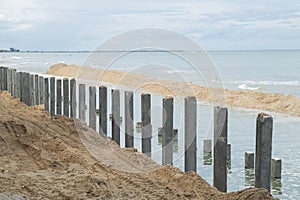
[47,63,300,116]
[0,91,274,199]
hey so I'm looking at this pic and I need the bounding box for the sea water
[1,51,300,199]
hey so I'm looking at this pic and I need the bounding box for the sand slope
[0,91,273,199]
[47,63,300,116]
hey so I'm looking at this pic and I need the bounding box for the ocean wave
[228,80,300,87]
[238,84,259,91]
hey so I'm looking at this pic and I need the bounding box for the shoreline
[47,63,300,117]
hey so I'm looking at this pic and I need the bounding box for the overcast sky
[0,0,300,51]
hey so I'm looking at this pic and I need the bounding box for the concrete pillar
[11,69,17,97]
[34,75,40,105]
[56,79,62,115]
[184,96,197,172]
[21,72,30,106]
[79,84,86,121]
[50,77,55,116]
[29,74,35,106]
[11,69,16,98]
[99,86,107,136]
[63,78,69,117]
[70,79,76,118]
[213,106,228,192]
[141,93,151,156]
[7,68,12,94]
[271,158,282,179]
[44,78,49,111]
[255,113,273,192]
[39,76,44,105]
[245,152,254,169]
[162,97,173,165]
[112,89,120,145]
[125,91,134,147]
[0,67,3,90]
[3,67,7,90]
[15,72,21,98]
[89,86,96,130]
[203,139,212,155]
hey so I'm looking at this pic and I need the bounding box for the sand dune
[0,91,274,199]
[47,63,300,116]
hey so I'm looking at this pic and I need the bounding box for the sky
[0,0,300,51]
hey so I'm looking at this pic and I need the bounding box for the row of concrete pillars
[0,66,281,193]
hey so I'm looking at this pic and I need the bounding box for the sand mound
[0,91,274,199]
[47,63,300,116]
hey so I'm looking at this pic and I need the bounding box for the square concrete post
[21,72,30,106]
[89,86,96,130]
[112,89,120,145]
[99,86,107,136]
[15,72,21,98]
[39,76,44,105]
[0,67,3,90]
[184,96,197,172]
[34,75,40,105]
[7,68,12,94]
[271,158,282,179]
[141,93,151,156]
[125,91,134,147]
[3,67,7,90]
[11,69,17,97]
[56,79,62,115]
[50,77,55,116]
[44,78,49,111]
[79,84,86,121]
[70,79,76,118]
[63,78,69,117]
[213,106,228,192]
[245,152,254,169]
[29,74,35,106]
[255,113,273,192]
[162,97,173,165]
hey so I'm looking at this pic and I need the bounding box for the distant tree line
[0,47,20,52]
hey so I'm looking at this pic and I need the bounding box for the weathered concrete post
[184,96,197,172]
[11,69,16,95]
[255,113,273,192]
[203,139,212,155]
[44,78,49,111]
[56,79,62,115]
[39,76,44,105]
[271,158,282,179]
[50,77,55,116]
[141,93,151,156]
[70,79,76,118]
[89,86,96,130]
[99,86,107,136]
[34,75,40,105]
[112,89,120,145]
[21,72,30,105]
[7,68,12,94]
[29,74,35,106]
[125,91,134,147]
[213,106,228,192]
[0,67,3,90]
[15,72,21,98]
[63,78,69,117]
[245,152,255,169]
[3,67,7,90]
[79,84,86,121]
[162,97,173,165]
